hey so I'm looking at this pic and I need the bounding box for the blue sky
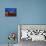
[5,8,16,12]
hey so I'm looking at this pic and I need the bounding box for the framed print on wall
[5,8,17,17]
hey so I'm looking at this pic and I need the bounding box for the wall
[0,0,46,44]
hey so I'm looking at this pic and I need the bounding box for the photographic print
[5,8,17,16]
